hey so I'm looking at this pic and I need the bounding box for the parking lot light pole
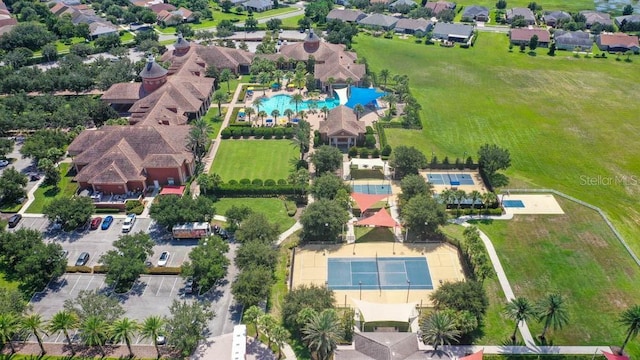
[406,279,411,303]
[359,281,362,300]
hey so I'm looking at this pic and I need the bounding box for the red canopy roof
[356,208,399,228]
[159,185,185,196]
[460,350,483,360]
[603,352,629,360]
[351,193,388,212]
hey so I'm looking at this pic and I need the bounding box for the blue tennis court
[426,173,475,186]
[352,183,392,194]
[327,257,433,290]
[503,199,525,208]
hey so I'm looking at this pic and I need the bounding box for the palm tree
[80,316,108,357]
[618,305,640,355]
[243,305,264,338]
[284,108,294,122]
[213,90,227,116]
[252,97,264,116]
[536,293,569,341]
[353,103,365,121]
[504,297,535,344]
[302,309,343,360]
[420,311,460,351]
[258,314,277,347]
[111,317,139,358]
[258,110,267,126]
[245,107,255,123]
[23,313,49,355]
[469,190,482,217]
[271,109,280,122]
[294,72,306,93]
[321,105,329,119]
[290,93,304,114]
[48,310,79,356]
[482,191,497,214]
[454,189,467,217]
[298,110,307,121]
[188,118,213,163]
[307,99,318,114]
[379,69,390,87]
[0,313,19,354]
[273,69,284,86]
[326,77,336,95]
[291,119,311,160]
[258,72,271,96]
[219,68,234,93]
[140,316,165,359]
[381,93,398,115]
[270,325,290,359]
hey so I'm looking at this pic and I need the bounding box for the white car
[158,251,170,267]
[0,160,9,167]
[122,213,136,233]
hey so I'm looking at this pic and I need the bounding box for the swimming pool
[256,94,340,116]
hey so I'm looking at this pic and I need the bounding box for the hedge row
[94,208,121,214]
[284,199,297,217]
[65,265,181,275]
[221,126,295,139]
[228,178,288,186]
[125,200,145,215]
[375,122,389,148]
[147,267,182,275]
[214,184,306,197]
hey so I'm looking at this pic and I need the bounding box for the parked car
[61,249,69,258]
[157,251,170,267]
[184,277,194,294]
[0,159,9,167]
[7,214,22,228]
[29,174,41,181]
[218,229,229,240]
[90,217,102,230]
[122,213,136,233]
[75,252,90,266]
[101,215,114,230]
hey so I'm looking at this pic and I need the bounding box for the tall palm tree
[80,316,108,357]
[252,97,264,123]
[326,77,336,95]
[290,119,310,160]
[213,90,227,116]
[321,105,329,119]
[258,110,267,126]
[420,311,460,351]
[294,72,306,93]
[302,309,343,360]
[111,317,139,358]
[439,188,455,209]
[469,190,482,217]
[504,297,535,344]
[219,68,234,93]
[290,93,304,114]
[48,310,79,356]
[270,325,290,359]
[379,69,390,87]
[243,306,264,338]
[307,99,318,114]
[454,189,467,217]
[188,118,213,164]
[284,108,294,122]
[271,109,280,122]
[482,191,497,214]
[23,313,48,355]
[536,293,569,341]
[258,72,271,96]
[273,69,284,86]
[258,314,277,347]
[353,104,365,121]
[0,313,19,354]
[140,316,165,359]
[618,305,640,355]
[244,107,255,123]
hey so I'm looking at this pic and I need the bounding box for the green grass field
[211,140,297,181]
[26,163,78,214]
[453,0,594,12]
[213,197,296,229]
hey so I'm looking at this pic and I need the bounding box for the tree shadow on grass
[44,186,61,197]
[528,51,537,56]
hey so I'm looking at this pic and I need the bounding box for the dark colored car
[218,229,229,240]
[184,277,194,294]
[90,217,102,230]
[29,174,41,181]
[8,214,22,228]
[75,252,90,266]
[101,215,114,230]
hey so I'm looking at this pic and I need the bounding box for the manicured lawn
[211,140,297,181]
[281,14,304,28]
[355,226,395,242]
[26,163,78,214]
[213,197,296,230]
[453,0,594,12]
[268,230,298,318]
[353,33,640,258]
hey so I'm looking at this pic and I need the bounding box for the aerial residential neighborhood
[0,0,640,359]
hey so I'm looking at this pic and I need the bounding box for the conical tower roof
[139,55,168,79]
[174,32,190,50]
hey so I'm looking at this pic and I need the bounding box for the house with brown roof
[327,8,367,23]
[425,1,456,16]
[509,28,550,47]
[506,7,536,25]
[596,32,640,53]
[157,7,195,26]
[68,126,194,194]
[319,105,366,148]
[542,10,571,27]
[580,11,613,28]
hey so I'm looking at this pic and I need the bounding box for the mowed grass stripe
[213,197,296,230]
[211,140,297,181]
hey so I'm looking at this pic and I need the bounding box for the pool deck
[292,242,465,308]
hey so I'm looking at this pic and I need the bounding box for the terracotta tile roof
[101,83,147,103]
[319,105,365,136]
[598,32,639,48]
[425,1,455,15]
[315,59,365,83]
[510,28,551,42]
[149,3,176,14]
[160,44,254,75]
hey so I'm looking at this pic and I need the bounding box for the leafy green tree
[310,173,350,200]
[496,0,507,9]
[234,212,280,244]
[282,284,335,336]
[232,265,274,307]
[100,233,155,292]
[303,309,343,360]
[213,90,227,116]
[529,34,538,51]
[181,236,229,292]
[0,167,27,204]
[245,15,258,31]
[48,310,79,355]
[258,314,278,347]
[478,143,511,188]
[243,305,264,338]
[400,194,447,240]
[63,290,125,323]
[80,316,108,357]
[23,313,48,355]
[224,204,252,231]
[430,281,488,321]
[623,4,634,16]
[111,317,139,358]
[0,138,12,158]
[504,297,535,344]
[0,313,19,354]
[43,196,95,231]
[270,324,290,359]
[536,293,569,341]
[619,305,640,354]
[389,146,427,179]
[140,316,165,359]
[310,145,343,175]
[0,288,29,316]
[235,240,278,271]
[266,18,283,31]
[149,195,215,229]
[188,117,212,163]
[420,311,460,350]
[166,300,213,357]
[219,68,234,93]
[300,199,349,243]
[399,173,432,204]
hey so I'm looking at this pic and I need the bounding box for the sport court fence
[502,188,640,267]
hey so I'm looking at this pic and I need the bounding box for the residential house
[425,1,456,16]
[506,7,536,25]
[318,105,366,148]
[48,1,118,39]
[89,22,119,39]
[357,13,399,30]
[157,7,195,26]
[580,11,613,28]
[461,5,489,22]
[542,10,571,27]
[509,28,550,47]
[148,3,176,15]
[0,0,17,35]
[370,0,392,4]
[432,22,474,42]
[615,14,640,29]
[243,0,273,12]
[389,0,417,11]
[326,8,367,23]
[229,0,249,5]
[394,17,432,34]
[596,32,640,53]
[554,30,593,51]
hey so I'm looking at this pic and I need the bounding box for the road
[0,142,40,193]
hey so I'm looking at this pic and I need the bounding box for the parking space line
[68,276,82,294]
[84,276,95,290]
[169,277,178,296]
[155,277,165,297]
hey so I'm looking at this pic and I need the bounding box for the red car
[90,217,102,230]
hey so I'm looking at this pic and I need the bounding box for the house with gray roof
[554,30,593,51]
[461,5,489,22]
[335,332,451,360]
[425,1,455,16]
[327,8,367,23]
[358,13,398,30]
[506,7,536,25]
[580,11,613,28]
[615,14,640,28]
[432,22,474,42]
[543,10,571,27]
[395,17,432,34]
[389,0,417,11]
[242,0,273,12]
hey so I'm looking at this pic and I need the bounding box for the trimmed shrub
[284,200,297,217]
[228,179,238,185]
[93,265,107,274]
[66,266,92,273]
[348,146,358,158]
[263,127,274,139]
[241,127,252,138]
[147,267,182,275]
[365,134,376,148]
[252,178,264,186]
[253,127,264,139]
[95,208,121,214]
[125,200,144,215]
[277,179,287,185]
[274,127,284,139]
[284,127,294,139]
[360,148,369,158]
[221,128,232,139]
[365,126,375,134]
[214,184,306,197]
[264,179,276,186]
[371,148,380,158]
[381,144,392,156]
[239,178,251,185]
